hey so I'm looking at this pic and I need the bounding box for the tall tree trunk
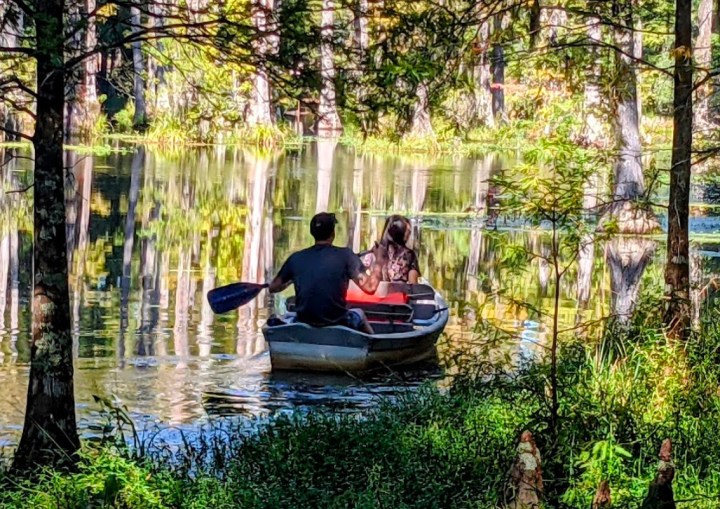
[248,0,275,127]
[695,0,713,127]
[581,2,606,147]
[408,82,434,137]
[474,22,494,128]
[130,5,147,128]
[317,0,342,137]
[65,0,99,140]
[14,0,80,470]
[148,0,170,115]
[490,16,505,123]
[634,19,643,122]
[0,2,25,141]
[606,0,657,233]
[664,0,693,340]
[353,0,369,56]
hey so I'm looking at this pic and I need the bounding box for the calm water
[0,142,717,447]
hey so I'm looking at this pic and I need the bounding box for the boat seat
[412,303,437,321]
[349,302,413,323]
[407,284,435,300]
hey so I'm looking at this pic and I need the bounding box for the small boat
[263,281,449,372]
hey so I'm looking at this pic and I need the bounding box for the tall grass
[4,302,720,508]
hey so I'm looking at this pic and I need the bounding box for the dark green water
[0,141,718,448]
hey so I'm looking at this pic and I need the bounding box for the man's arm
[268,275,292,294]
[268,257,293,294]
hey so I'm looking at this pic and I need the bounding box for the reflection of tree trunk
[15,1,80,468]
[607,237,655,325]
[410,164,428,245]
[130,5,147,128]
[576,234,595,308]
[467,228,482,294]
[9,227,18,345]
[198,232,216,358]
[0,233,8,331]
[72,156,92,354]
[120,148,144,332]
[315,140,336,213]
[243,153,271,283]
[65,152,78,263]
[349,167,363,252]
[174,249,191,363]
[317,0,342,137]
[695,0,713,126]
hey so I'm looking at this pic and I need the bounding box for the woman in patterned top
[362,215,420,284]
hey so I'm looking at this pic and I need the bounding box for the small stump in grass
[506,430,543,509]
[641,439,676,509]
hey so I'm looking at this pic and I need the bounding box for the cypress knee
[641,439,676,509]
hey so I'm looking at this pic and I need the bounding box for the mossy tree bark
[663,0,693,340]
[14,0,80,470]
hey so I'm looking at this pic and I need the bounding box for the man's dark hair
[310,212,337,241]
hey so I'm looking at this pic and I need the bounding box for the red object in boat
[346,287,408,305]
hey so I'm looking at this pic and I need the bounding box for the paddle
[207,282,269,314]
[208,250,375,314]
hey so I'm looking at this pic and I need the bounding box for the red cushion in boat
[346,287,408,305]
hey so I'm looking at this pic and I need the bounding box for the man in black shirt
[268,212,382,333]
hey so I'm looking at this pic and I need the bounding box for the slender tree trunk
[248,0,275,126]
[14,0,80,470]
[664,0,693,340]
[695,0,713,127]
[317,0,342,137]
[581,2,606,147]
[149,0,170,114]
[130,5,148,128]
[65,0,100,139]
[606,0,657,233]
[474,22,494,128]
[408,82,434,137]
[634,19,643,122]
[0,3,25,141]
[490,16,505,123]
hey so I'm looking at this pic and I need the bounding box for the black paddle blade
[207,282,266,314]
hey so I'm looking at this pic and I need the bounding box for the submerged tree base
[599,201,662,235]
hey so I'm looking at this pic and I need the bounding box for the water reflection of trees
[0,144,671,436]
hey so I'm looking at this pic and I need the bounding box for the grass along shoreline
[3,295,720,508]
